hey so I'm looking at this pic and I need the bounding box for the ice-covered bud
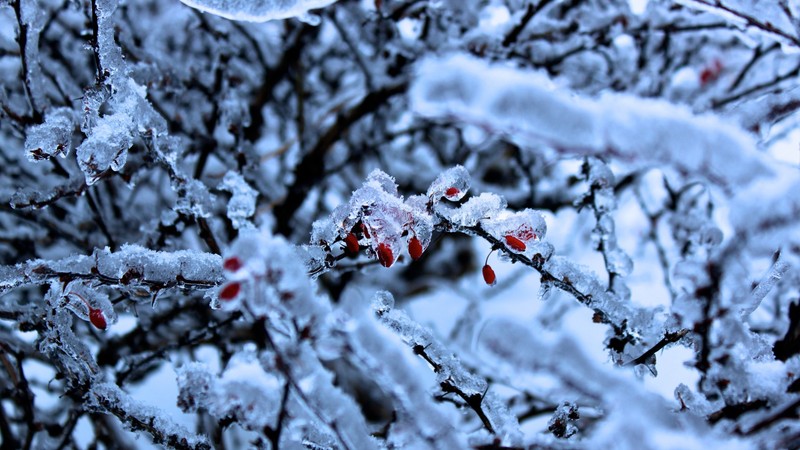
[372,290,395,314]
[548,402,579,438]
[606,249,633,277]
[699,226,723,248]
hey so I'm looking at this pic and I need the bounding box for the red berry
[344,233,360,255]
[377,243,394,268]
[699,68,714,85]
[482,264,496,286]
[361,223,371,239]
[445,187,460,198]
[408,236,423,261]
[219,282,241,301]
[505,235,526,251]
[699,59,723,85]
[89,308,107,330]
[223,256,243,272]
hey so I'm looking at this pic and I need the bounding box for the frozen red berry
[219,281,241,301]
[377,243,394,268]
[408,236,423,261]
[516,224,538,241]
[344,233,360,255]
[482,264,496,286]
[89,308,107,330]
[505,235,526,251]
[699,59,723,85]
[223,256,243,272]
[445,187,460,198]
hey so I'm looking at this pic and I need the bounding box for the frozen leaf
[365,168,399,197]
[61,280,117,329]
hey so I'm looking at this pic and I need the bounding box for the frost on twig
[90,382,211,450]
[372,291,522,447]
[1,245,222,296]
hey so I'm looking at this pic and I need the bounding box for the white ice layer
[179,0,338,22]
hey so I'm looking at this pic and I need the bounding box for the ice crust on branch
[2,245,222,295]
[178,0,339,22]
[90,382,210,449]
[372,291,523,447]
[410,54,771,187]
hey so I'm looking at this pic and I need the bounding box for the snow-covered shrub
[1,0,799,448]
